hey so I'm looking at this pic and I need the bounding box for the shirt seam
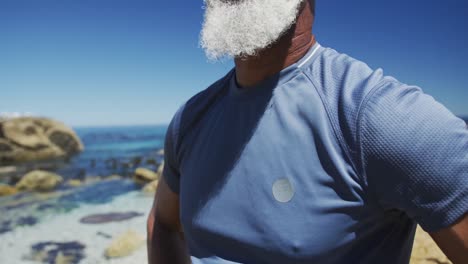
[355,79,417,213]
[354,79,391,184]
[302,70,361,184]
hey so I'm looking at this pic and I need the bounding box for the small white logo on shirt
[272,178,295,203]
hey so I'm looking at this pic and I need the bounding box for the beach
[0,190,152,264]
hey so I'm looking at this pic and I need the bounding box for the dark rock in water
[80,211,143,224]
[96,231,112,239]
[37,203,56,211]
[131,156,142,167]
[0,220,12,234]
[16,216,38,226]
[76,168,86,181]
[105,158,118,170]
[145,158,158,166]
[28,241,85,264]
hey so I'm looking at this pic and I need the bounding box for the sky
[0,0,467,127]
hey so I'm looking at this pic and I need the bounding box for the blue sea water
[0,125,168,234]
[59,125,168,179]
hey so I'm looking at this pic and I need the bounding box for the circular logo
[272,178,295,203]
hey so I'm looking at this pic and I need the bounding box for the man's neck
[234,1,315,88]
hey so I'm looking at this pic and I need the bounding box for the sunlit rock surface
[0,117,83,165]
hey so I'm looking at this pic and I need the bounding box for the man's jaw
[200,0,305,61]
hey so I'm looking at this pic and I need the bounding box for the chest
[177,88,367,262]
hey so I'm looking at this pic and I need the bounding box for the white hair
[200,0,304,61]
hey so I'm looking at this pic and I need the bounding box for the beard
[200,0,304,61]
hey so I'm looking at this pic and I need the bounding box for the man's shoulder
[168,70,233,139]
[302,46,389,99]
[300,45,399,154]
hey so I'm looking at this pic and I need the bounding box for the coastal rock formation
[104,230,145,258]
[79,212,143,224]
[0,184,18,196]
[142,180,159,194]
[0,117,84,165]
[15,170,63,192]
[133,167,159,184]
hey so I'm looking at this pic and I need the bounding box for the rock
[16,216,39,226]
[0,117,83,165]
[131,156,143,167]
[15,170,63,192]
[27,241,85,264]
[145,158,158,166]
[104,230,144,258]
[0,220,13,234]
[142,180,159,194]
[133,167,158,183]
[79,212,143,224]
[66,179,82,187]
[105,174,122,180]
[0,166,17,175]
[0,184,18,196]
[156,161,164,176]
[96,231,112,239]
[83,176,101,185]
[411,225,451,263]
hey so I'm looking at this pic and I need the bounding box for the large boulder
[0,117,83,165]
[15,170,63,192]
[104,230,144,258]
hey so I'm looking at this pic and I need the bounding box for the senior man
[147,0,468,263]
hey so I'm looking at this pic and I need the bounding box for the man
[148,0,467,263]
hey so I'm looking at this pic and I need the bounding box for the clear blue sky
[1,0,467,127]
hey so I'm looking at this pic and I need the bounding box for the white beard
[200,0,304,61]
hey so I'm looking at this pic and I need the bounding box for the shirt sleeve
[358,79,468,232]
[162,104,185,194]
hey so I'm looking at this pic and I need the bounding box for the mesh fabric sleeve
[358,79,468,232]
[162,105,185,194]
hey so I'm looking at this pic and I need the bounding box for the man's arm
[357,80,468,261]
[147,177,191,264]
[430,214,468,264]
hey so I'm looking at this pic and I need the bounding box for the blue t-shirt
[162,43,468,264]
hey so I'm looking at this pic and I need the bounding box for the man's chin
[200,0,304,61]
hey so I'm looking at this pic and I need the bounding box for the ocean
[70,125,167,179]
[0,125,167,251]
